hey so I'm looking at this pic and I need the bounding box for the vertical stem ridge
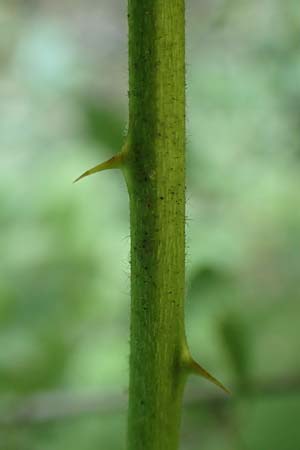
[127,1,186,450]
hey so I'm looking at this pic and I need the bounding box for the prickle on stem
[73,143,128,183]
[188,358,231,394]
[181,345,230,394]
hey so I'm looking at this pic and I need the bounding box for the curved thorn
[73,152,124,183]
[189,359,231,395]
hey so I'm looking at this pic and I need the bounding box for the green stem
[73,1,228,446]
[126,1,186,449]
[73,4,228,447]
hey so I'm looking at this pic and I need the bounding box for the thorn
[73,152,124,183]
[188,358,230,395]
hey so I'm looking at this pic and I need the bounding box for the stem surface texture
[127,1,186,450]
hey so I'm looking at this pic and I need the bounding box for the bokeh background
[1,1,300,449]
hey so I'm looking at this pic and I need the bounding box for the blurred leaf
[219,313,251,393]
[77,95,125,150]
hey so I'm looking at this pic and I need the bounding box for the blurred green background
[1,1,300,449]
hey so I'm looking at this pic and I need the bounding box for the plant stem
[126,1,186,449]
[74,1,227,445]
